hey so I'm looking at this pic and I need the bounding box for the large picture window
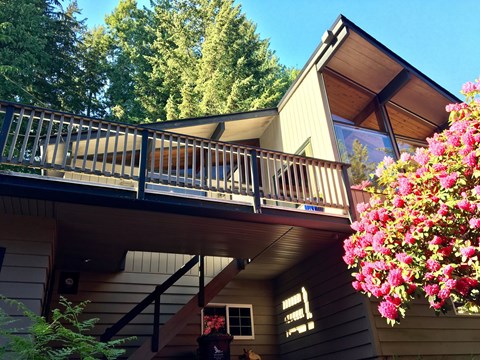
[334,122,394,186]
[202,304,254,339]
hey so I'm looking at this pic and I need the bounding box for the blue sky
[75,0,479,97]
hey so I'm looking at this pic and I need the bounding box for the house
[0,14,478,359]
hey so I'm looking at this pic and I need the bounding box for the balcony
[0,101,354,217]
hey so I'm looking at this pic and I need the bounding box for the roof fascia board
[338,15,460,103]
[277,16,347,112]
[143,108,278,131]
[314,26,349,72]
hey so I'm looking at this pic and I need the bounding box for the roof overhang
[143,108,278,143]
[279,15,460,135]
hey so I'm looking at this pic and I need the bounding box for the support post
[152,293,160,352]
[0,106,15,162]
[137,129,149,200]
[198,255,205,308]
[341,164,356,222]
[250,149,262,213]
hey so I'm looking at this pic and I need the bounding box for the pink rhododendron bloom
[428,138,446,156]
[445,278,457,289]
[400,152,411,162]
[392,196,404,208]
[404,231,415,245]
[460,246,476,258]
[352,281,363,291]
[430,299,445,310]
[442,265,454,277]
[351,221,365,232]
[424,284,439,296]
[445,102,468,112]
[426,259,441,272]
[432,163,446,172]
[413,148,429,165]
[437,204,448,216]
[397,177,413,196]
[438,172,458,189]
[388,268,404,286]
[457,199,475,213]
[463,151,477,167]
[438,288,451,299]
[462,130,475,147]
[356,202,370,214]
[429,235,443,245]
[446,133,461,146]
[378,301,398,320]
[462,81,480,94]
[385,294,402,306]
[395,252,413,265]
[469,218,480,229]
[474,186,480,196]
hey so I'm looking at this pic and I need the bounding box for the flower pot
[197,333,233,360]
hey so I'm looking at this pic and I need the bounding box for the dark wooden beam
[210,122,225,141]
[378,69,411,104]
[353,69,411,126]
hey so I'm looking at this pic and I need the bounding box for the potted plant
[197,314,233,360]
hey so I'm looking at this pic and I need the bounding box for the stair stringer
[128,259,243,360]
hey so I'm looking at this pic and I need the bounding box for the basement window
[201,304,254,339]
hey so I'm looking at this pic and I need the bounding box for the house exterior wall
[370,298,480,359]
[260,66,337,162]
[50,251,277,358]
[274,242,379,360]
[0,214,56,316]
[156,278,279,360]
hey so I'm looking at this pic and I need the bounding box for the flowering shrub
[202,314,226,335]
[343,79,480,325]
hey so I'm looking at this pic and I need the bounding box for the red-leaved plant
[202,314,226,335]
[343,79,480,325]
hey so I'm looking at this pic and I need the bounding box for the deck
[0,101,355,276]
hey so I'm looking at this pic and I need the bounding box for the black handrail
[100,255,201,352]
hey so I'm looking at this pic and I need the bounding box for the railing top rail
[0,100,140,130]
[0,99,350,170]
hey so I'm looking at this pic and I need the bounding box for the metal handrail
[99,255,201,352]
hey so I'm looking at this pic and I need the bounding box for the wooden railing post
[250,149,262,213]
[341,164,355,221]
[137,129,149,200]
[0,106,14,162]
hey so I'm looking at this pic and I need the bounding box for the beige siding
[156,279,279,360]
[274,243,378,360]
[0,215,55,315]
[50,252,234,358]
[371,298,480,358]
[261,67,337,162]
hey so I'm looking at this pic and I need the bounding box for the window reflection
[334,123,394,186]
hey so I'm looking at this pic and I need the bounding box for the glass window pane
[334,123,394,186]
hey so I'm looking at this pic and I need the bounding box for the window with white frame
[201,304,254,339]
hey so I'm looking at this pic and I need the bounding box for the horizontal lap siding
[261,67,337,161]
[275,244,378,360]
[49,251,234,358]
[371,298,480,358]
[0,215,55,316]
[155,279,279,360]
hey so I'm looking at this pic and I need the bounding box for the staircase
[98,257,245,360]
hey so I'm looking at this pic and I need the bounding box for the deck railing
[0,101,353,216]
